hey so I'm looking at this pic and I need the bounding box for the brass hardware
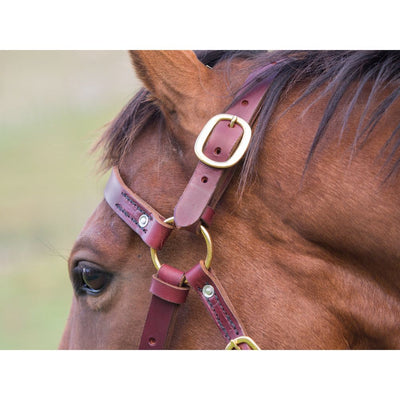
[225,336,261,350]
[150,217,213,271]
[194,114,252,169]
[229,115,238,128]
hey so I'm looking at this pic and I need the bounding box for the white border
[0,351,398,399]
[1,0,398,49]
[0,3,397,398]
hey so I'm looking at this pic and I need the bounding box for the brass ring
[150,217,213,271]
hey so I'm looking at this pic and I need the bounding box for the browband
[104,167,173,250]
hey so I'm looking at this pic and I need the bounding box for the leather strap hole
[148,337,157,346]
[241,99,249,106]
[214,147,222,155]
[201,176,208,184]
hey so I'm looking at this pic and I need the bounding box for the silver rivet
[202,284,214,298]
[138,214,149,228]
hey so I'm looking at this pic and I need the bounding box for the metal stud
[202,284,215,298]
[138,214,149,228]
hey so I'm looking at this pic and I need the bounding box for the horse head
[60,51,400,349]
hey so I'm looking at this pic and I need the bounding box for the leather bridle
[104,67,275,350]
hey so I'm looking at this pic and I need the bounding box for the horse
[59,50,400,349]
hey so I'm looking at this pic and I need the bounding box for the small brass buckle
[225,336,260,350]
[194,114,252,169]
[150,217,213,271]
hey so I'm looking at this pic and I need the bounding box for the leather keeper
[104,167,173,250]
[150,274,189,304]
[139,264,188,350]
[200,206,215,227]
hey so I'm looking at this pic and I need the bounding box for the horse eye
[73,264,112,295]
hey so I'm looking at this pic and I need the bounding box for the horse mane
[95,50,400,187]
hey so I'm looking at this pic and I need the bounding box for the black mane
[96,50,400,186]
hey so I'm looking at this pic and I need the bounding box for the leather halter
[104,66,276,349]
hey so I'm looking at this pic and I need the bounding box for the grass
[0,51,140,348]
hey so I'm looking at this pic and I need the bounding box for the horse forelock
[95,50,400,185]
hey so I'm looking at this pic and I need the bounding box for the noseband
[104,67,275,350]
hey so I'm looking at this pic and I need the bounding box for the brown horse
[60,51,400,350]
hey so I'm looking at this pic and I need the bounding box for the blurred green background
[0,51,140,348]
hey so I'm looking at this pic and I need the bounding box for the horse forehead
[119,133,192,215]
[70,200,141,266]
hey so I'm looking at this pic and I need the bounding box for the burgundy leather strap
[139,264,189,350]
[185,261,251,349]
[174,71,276,231]
[104,167,173,250]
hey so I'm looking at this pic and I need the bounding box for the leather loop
[139,264,187,350]
[104,167,173,250]
[200,206,215,227]
[150,275,189,304]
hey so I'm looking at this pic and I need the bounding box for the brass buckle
[150,217,213,271]
[225,336,260,350]
[194,114,252,169]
